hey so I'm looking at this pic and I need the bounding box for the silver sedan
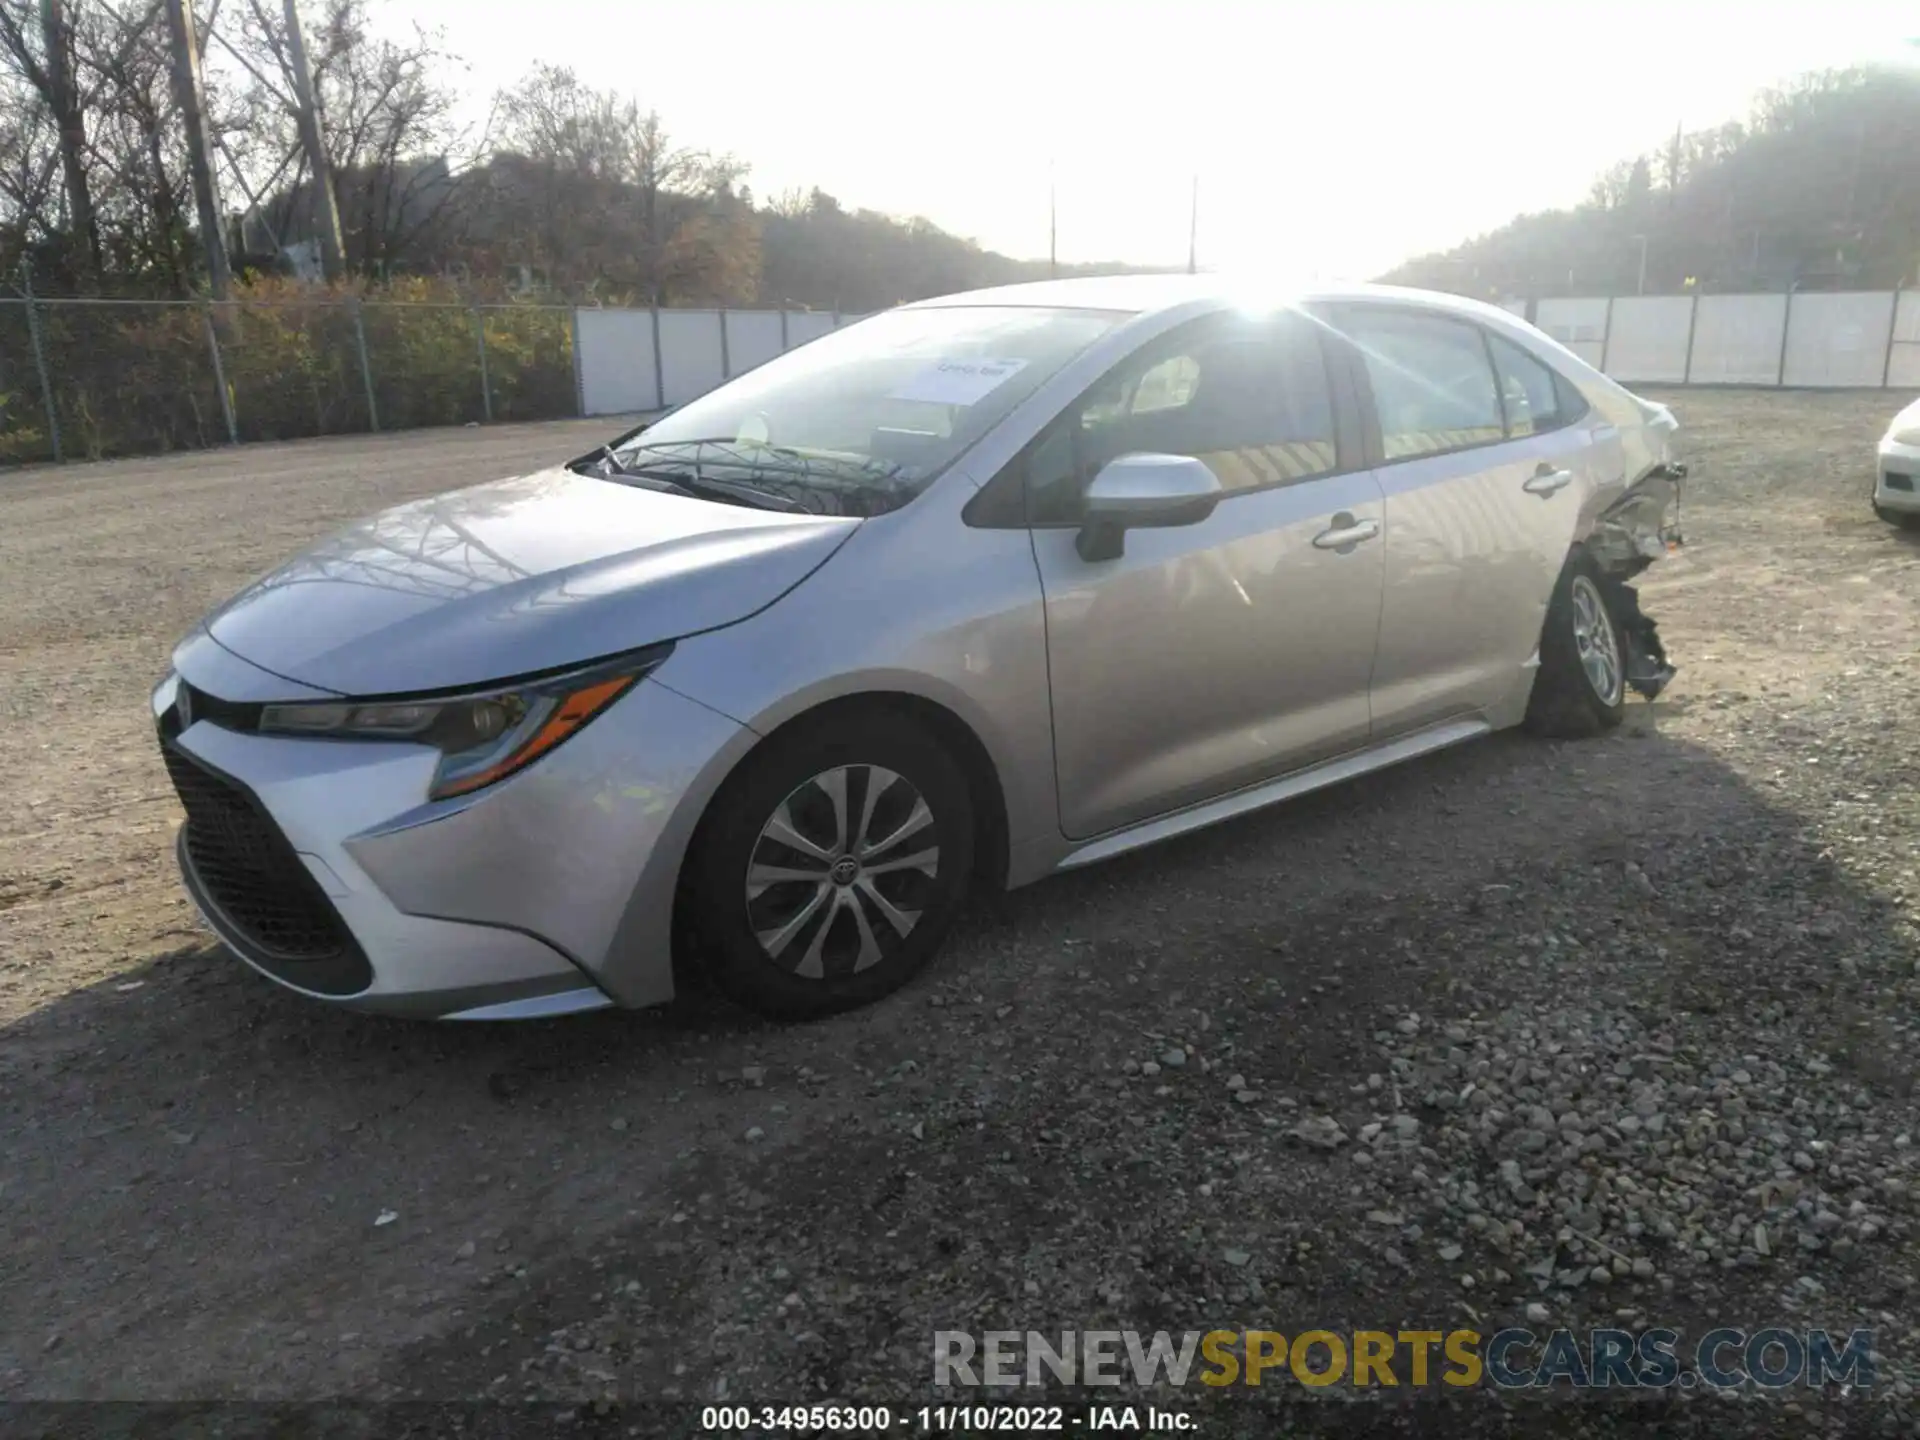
[153,277,1687,1021]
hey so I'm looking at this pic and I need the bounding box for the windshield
[605,306,1123,515]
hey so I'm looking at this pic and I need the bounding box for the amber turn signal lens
[429,674,636,800]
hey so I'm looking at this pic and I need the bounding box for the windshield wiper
[571,438,809,512]
[619,463,808,513]
[600,438,920,517]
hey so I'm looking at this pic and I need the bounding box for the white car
[1877,397,1920,527]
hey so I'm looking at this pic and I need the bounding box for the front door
[1029,311,1388,840]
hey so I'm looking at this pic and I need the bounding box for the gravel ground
[2,392,1918,1437]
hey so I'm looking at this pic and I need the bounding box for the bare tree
[80,0,196,286]
[0,78,59,244]
[0,0,103,275]
[488,62,753,301]
[207,0,472,276]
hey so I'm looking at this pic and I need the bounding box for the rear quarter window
[1489,332,1588,437]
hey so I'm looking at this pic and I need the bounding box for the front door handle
[1311,514,1381,551]
[1524,466,1574,496]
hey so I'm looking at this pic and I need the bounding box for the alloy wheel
[744,765,940,978]
[1569,574,1623,707]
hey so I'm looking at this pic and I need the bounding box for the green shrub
[0,276,581,467]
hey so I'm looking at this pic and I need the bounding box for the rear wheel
[687,713,974,1018]
[1525,552,1627,738]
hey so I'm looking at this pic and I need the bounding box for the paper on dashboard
[887,357,1030,406]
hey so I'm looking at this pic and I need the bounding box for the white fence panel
[1886,291,1920,388]
[657,309,727,407]
[786,311,838,346]
[1604,296,1693,383]
[574,308,659,417]
[1782,291,1895,388]
[1535,297,1609,368]
[1688,294,1787,385]
[724,310,783,376]
[576,308,877,415]
[1497,297,1528,317]
[578,293,1917,425]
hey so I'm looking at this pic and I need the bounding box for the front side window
[1028,311,1338,523]
[1342,309,1505,461]
[606,305,1123,515]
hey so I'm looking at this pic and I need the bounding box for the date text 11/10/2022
[699,1406,1196,1432]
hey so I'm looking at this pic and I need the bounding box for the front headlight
[258,647,668,800]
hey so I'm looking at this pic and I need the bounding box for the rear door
[1027,310,1388,839]
[1324,305,1590,736]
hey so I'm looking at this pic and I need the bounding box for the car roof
[902,273,1518,325]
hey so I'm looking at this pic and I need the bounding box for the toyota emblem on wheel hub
[829,856,860,886]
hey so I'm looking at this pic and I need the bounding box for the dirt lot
[3,392,1919,1436]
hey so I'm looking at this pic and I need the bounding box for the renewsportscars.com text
[934,1327,1876,1390]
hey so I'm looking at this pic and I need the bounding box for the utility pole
[165,0,230,299]
[1048,162,1057,279]
[1187,174,1198,275]
[1633,233,1649,295]
[281,0,345,281]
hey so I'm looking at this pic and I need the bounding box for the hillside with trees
[0,1,1149,307]
[1381,65,1920,300]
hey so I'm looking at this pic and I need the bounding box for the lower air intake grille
[162,741,371,995]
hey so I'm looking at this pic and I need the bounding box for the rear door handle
[1311,514,1381,551]
[1524,466,1574,496]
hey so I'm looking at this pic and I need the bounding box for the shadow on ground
[2,707,1914,1439]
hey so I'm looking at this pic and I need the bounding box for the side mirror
[1076,453,1222,562]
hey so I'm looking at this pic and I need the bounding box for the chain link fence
[0,298,580,466]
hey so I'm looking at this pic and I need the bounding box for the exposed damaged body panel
[1589,461,1687,571]
[1602,577,1677,700]
[1508,334,1688,703]
[1590,460,1687,700]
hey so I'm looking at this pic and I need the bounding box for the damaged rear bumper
[1589,462,1687,700]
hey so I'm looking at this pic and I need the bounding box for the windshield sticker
[888,357,1030,406]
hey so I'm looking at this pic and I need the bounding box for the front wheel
[1875,501,1920,530]
[1525,553,1627,738]
[686,713,974,1018]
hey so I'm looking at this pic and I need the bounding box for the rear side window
[1342,310,1505,461]
[1488,333,1584,437]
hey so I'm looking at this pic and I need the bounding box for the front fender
[643,514,1061,882]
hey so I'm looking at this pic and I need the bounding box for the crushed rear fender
[1588,461,1687,700]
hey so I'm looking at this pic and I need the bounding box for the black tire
[1524,551,1628,739]
[686,710,974,1019]
[1875,500,1920,530]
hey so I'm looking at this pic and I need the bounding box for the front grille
[162,741,371,996]
[1885,472,1914,493]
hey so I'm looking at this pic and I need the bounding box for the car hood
[200,468,859,696]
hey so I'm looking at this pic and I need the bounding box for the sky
[376,0,1920,280]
